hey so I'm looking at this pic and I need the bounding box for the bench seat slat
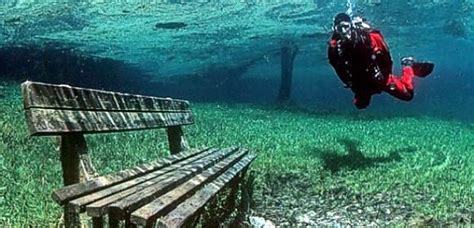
[84,148,239,217]
[69,148,233,213]
[22,81,190,112]
[106,149,248,219]
[155,153,256,227]
[130,149,252,226]
[25,108,193,135]
[53,148,211,204]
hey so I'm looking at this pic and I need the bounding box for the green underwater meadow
[1,82,472,226]
[1,0,474,226]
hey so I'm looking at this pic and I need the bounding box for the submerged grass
[0,82,472,226]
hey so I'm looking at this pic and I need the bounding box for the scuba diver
[327,13,435,109]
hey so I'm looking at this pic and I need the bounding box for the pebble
[249,216,276,228]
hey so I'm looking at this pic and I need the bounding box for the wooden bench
[21,81,256,227]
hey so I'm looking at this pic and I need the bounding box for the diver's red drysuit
[328,28,415,109]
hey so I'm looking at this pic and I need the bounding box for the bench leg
[109,215,120,228]
[92,217,104,228]
[225,167,254,227]
[166,126,189,154]
[183,212,202,228]
[144,221,155,228]
[235,168,254,224]
[200,172,243,227]
[60,134,98,185]
[59,135,82,186]
[226,174,240,210]
[125,215,138,228]
[64,205,81,228]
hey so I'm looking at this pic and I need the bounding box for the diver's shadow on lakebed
[318,138,416,173]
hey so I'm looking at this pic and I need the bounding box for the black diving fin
[412,62,434,78]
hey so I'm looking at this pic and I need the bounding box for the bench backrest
[22,81,193,135]
[21,81,194,186]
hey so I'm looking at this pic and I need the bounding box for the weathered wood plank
[156,153,256,227]
[129,149,250,226]
[68,148,236,215]
[67,148,224,213]
[106,149,248,220]
[86,148,239,218]
[22,81,190,112]
[25,108,193,136]
[53,148,211,205]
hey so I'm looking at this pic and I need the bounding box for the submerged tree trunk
[277,40,299,103]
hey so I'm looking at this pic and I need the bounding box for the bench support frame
[167,126,190,154]
[60,133,98,227]
[60,134,98,186]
